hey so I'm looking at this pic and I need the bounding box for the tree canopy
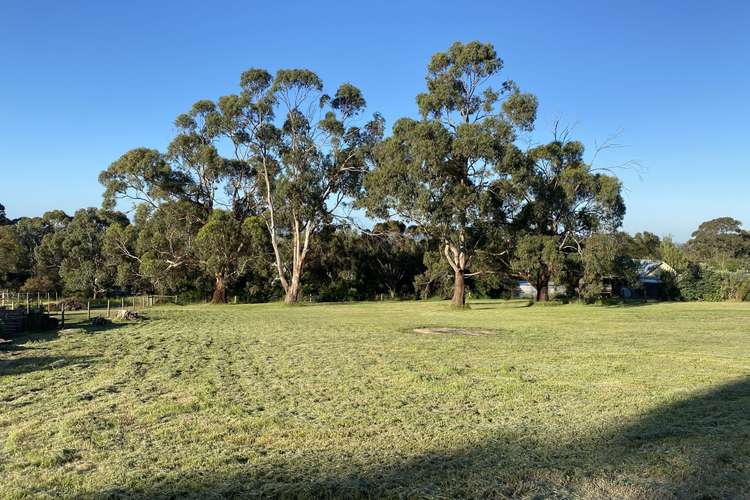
[362,41,537,307]
[6,42,746,306]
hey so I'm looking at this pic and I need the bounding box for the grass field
[1,300,749,499]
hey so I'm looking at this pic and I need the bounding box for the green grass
[1,300,749,498]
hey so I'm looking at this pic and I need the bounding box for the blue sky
[1,0,748,241]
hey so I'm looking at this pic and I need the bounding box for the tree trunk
[536,276,550,302]
[284,272,301,305]
[212,273,226,304]
[451,269,466,307]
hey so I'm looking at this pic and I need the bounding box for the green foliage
[511,234,563,291]
[0,202,10,225]
[99,148,189,211]
[677,265,725,301]
[0,225,21,286]
[54,208,125,298]
[506,136,626,300]
[19,275,55,293]
[677,265,750,302]
[363,41,537,305]
[685,217,750,270]
[414,250,453,300]
[625,231,661,259]
[578,233,638,301]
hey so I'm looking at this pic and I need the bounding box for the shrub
[19,275,56,294]
[676,265,750,301]
[49,298,85,311]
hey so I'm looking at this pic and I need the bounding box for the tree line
[2,42,749,305]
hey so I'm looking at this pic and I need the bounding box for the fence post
[87,301,91,321]
[60,305,65,329]
[107,299,111,318]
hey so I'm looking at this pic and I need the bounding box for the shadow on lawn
[91,378,750,499]
[0,354,98,377]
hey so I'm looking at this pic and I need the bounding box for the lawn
[1,300,749,499]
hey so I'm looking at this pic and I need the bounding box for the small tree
[362,41,537,307]
[54,209,126,298]
[578,233,638,301]
[511,235,565,301]
[195,210,255,303]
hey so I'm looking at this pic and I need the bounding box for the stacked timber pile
[0,308,58,338]
[0,309,25,337]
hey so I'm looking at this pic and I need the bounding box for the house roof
[637,259,675,283]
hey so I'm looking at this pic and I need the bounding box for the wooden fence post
[87,301,91,321]
[107,299,111,318]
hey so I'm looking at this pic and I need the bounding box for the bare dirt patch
[413,327,498,336]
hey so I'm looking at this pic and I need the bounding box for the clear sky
[1,0,748,241]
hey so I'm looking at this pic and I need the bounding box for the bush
[49,298,85,311]
[720,272,750,301]
[676,265,750,301]
[19,275,56,294]
[176,289,205,305]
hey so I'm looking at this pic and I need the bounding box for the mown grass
[1,300,749,498]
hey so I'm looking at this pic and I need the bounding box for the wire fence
[0,290,178,330]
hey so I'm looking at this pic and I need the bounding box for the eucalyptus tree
[195,210,260,303]
[507,137,625,300]
[685,217,750,269]
[99,101,238,299]
[216,68,383,304]
[39,208,128,298]
[362,41,537,307]
[103,201,204,294]
[0,203,10,225]
[0,225,21,287]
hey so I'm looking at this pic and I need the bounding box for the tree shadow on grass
[0,354,98,377]
[467,299,534,310]
[88,378,750,499]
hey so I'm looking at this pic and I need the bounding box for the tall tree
[506,136,625,300]
[216,68,383,304]
[685,217,750,269]
[362,41,537,307]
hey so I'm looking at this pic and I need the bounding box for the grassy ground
[1,300,749,499]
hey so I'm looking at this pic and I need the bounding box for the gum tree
[507,137,626,300]
[362,41,537,307]
[217,69,383,304]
